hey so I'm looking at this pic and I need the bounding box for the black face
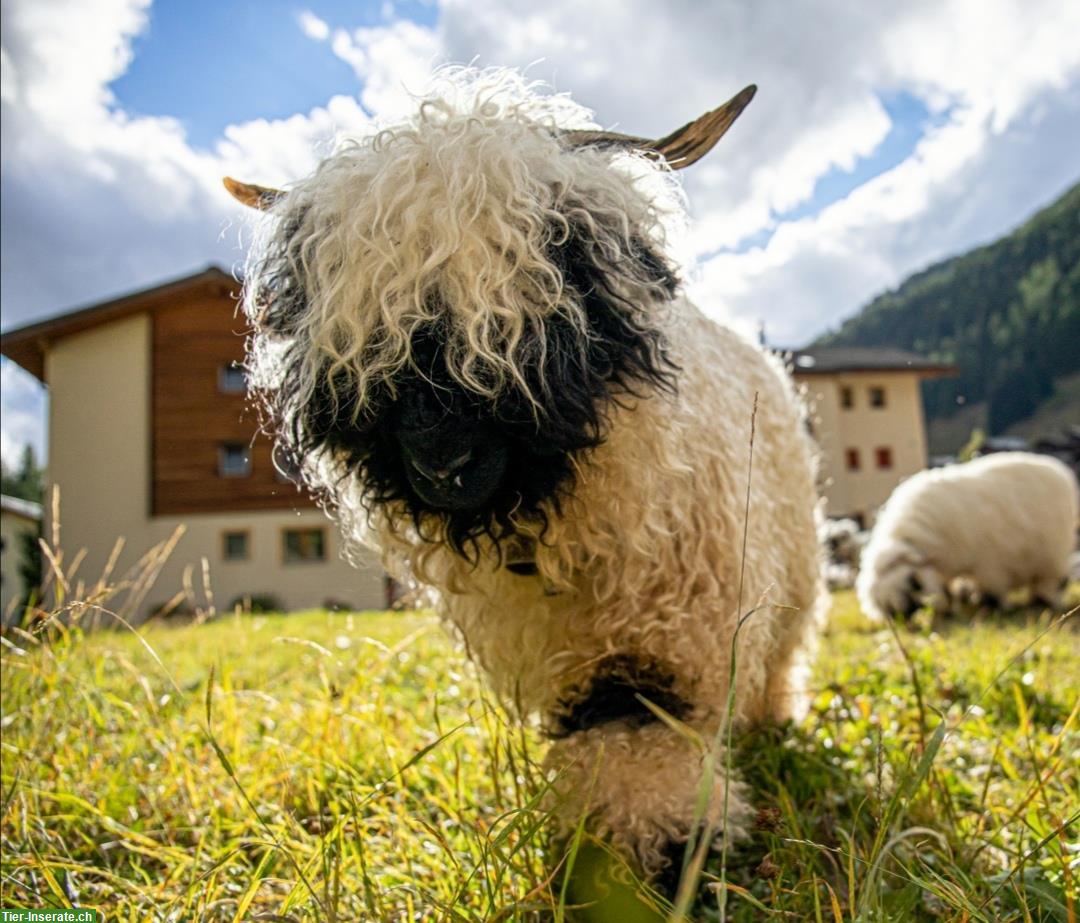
[259,211,679,560]
[899,572,923,618]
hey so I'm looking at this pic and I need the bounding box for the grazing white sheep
[857,452,1079,620]
[225,69,825,879]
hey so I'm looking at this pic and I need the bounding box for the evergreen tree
[1,445,44,503]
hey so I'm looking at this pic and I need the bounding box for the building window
[219,363,248,394]
[222,530,249,561]
[218,443,252,478]
[840,385,854,409]
[845,448,861,472]
[869,386,886,408]
[875,447,894,470]
[283,528,326,563]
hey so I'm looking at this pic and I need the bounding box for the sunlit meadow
[1,576,1077,920]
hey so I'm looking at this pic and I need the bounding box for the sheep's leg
[1031,576,1065,611]
[544,719,752,881]
[761,607,817,723]
[543,654,751,882]
[912,565,948,614]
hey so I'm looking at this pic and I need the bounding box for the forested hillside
[818,181,1080,447]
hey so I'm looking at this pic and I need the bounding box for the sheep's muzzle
[394,416,510,512]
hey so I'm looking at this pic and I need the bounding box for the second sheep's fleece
[857,452,1079,619]
[225,69,826,878]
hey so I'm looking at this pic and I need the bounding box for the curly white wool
[376,302,826,869]
[857,452,1079,619]
[242,68,826,873]
[244,68,684,418]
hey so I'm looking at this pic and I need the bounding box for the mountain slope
[817,181,1080,450]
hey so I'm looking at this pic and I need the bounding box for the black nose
[410,450,473,487]
[394,412,510,512]
[391,374,512,513]
[399,435,509,512]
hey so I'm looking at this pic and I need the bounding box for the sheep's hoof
[655,838,691,901]
[557,842,668,920]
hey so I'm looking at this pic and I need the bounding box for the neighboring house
[1,494,42,621]
[1,267,385,615]
[791,346,958,525]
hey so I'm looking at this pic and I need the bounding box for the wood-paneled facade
[1,267,387,614]
[150,277,315,516]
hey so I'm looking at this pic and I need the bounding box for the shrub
[227,593,283,614]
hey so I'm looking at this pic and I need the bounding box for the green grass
[1,592,1077,921]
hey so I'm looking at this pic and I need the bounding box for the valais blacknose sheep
[226,70,824,877]
[858,452,1079,619]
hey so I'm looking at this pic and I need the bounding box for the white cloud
[692,85,1080,345]
[433,0,1080,342]
[328,20,442,118]
[2,0,1079,463]
[0,0,150,126]
[688,93,895,253]
[0,0,407,333]
[297,9,330,42]
[0,0,415,460]
[0,361,47,466]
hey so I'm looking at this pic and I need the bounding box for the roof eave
[0,265,236,384]
[793,365,959,378]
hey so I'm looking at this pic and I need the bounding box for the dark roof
[0,266,236,382]
[789,346,957,377]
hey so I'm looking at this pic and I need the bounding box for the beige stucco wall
[135,509,385,615]
[47,315,151,576]
[45,315,386,616]
[1,509,39,621]
[798,371,928,523]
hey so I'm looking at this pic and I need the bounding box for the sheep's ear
[563,84,757,169]
[223,176,286,210]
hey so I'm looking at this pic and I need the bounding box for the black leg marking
[552,655,690,737]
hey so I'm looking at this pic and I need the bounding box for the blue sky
[709,91,942,258]
[110,1,437,147]
[2,0,1079,464]
[774,92,941,225]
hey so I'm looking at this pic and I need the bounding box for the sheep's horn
[563,84,757,169]
[223,176,286,210]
